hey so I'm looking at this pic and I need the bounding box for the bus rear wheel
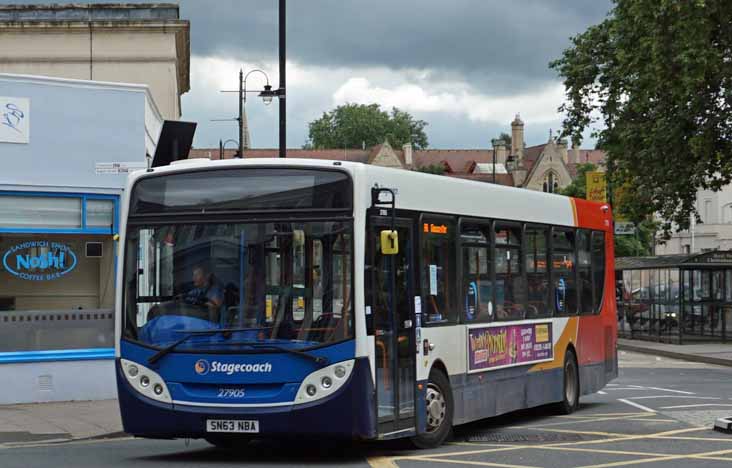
[556,348,580,415]
[411,369,453,449]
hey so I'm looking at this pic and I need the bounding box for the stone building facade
[0,3,190,119]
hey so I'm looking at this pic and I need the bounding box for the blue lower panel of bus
[116,355,376,440]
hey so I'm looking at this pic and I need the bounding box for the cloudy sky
[4,0,614,150]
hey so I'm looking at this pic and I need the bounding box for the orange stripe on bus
[529,317,579,372]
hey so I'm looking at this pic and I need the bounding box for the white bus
[116,158,617,448]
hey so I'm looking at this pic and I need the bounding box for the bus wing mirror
[380,230,399,255]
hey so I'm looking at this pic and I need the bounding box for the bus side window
[552,228,577,315]
[525,225,550,318]
[578,230,593,315]
[494,223,526,321]
[461,223,492,323]
[591,231,606,314]
[421,218,456,324]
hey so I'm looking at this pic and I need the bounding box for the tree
[560,163,657,257]
[497,132,512,148]
[416,163,445,175]
[306,103,429,150]
[559,162,597,198]
[550,0,732,238]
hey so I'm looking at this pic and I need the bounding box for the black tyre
[556,348,580,415]
[411,369,453,449]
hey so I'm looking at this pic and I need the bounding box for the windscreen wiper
[241,342,328,366]
[147,329,327,366]
[147,327,267,365]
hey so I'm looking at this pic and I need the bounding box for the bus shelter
[616,251,732,344]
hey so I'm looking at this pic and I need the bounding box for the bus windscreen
[123,220,353,351]
[129,168,351,214]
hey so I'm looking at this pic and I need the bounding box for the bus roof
[125,158,610,230]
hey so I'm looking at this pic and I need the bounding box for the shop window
[0,234,115,353]
[526,225,550,318]
[592,231,606,313]
[552,228,577,315]
[422,218,456,324]
[86,199,115,228]
[0,297,15,311]
[0,196,82,229]
[494,223,525,320]
[578,230,593,315]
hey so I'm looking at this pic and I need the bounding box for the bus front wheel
[556,348,580,414]
[411,369,453,449]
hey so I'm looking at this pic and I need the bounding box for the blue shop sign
[2,241,77,281]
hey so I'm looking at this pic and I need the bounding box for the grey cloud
[180,0,612,94]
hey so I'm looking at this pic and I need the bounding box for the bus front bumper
[116,357,376,440]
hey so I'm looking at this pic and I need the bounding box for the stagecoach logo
[195,359,273,376]
[2,241,77,281]
[194,359,210,375]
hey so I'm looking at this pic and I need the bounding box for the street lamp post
[219,138,239,159]
[491,138,500,184]
[218,69,274,158]
[279,0,286,158]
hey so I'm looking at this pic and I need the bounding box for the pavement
[618,338,732,367]
[0,399,123,447]
[1,338,731,451]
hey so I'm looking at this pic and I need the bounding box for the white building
[657,187,732,255]
[0,73,163,404]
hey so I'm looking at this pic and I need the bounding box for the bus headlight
[295,360,354,404]
[321,376,333,389]
[120,359,172,404]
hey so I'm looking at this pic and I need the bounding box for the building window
[704,199,712,224]
[0,234,115,353]
[0,192,119,358]
[542,171,559,193]
[0,196,82,229]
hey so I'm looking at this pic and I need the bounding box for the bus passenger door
[369,217,417,438]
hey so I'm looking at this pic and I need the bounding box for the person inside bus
[183,264,225,323]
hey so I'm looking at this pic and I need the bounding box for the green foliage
[559,163,597,198]
[551,0,732,238]
[416,163,445,175]
[306,103,429,150]
[497,132,512,147]
[560,163,657,257]
[615,219,658,257]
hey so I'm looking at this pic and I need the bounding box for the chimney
[511,114,524,159]
[495,141,507,164]
[557,138,568,164]
[571,139,581,164]
[402,143,413,168]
